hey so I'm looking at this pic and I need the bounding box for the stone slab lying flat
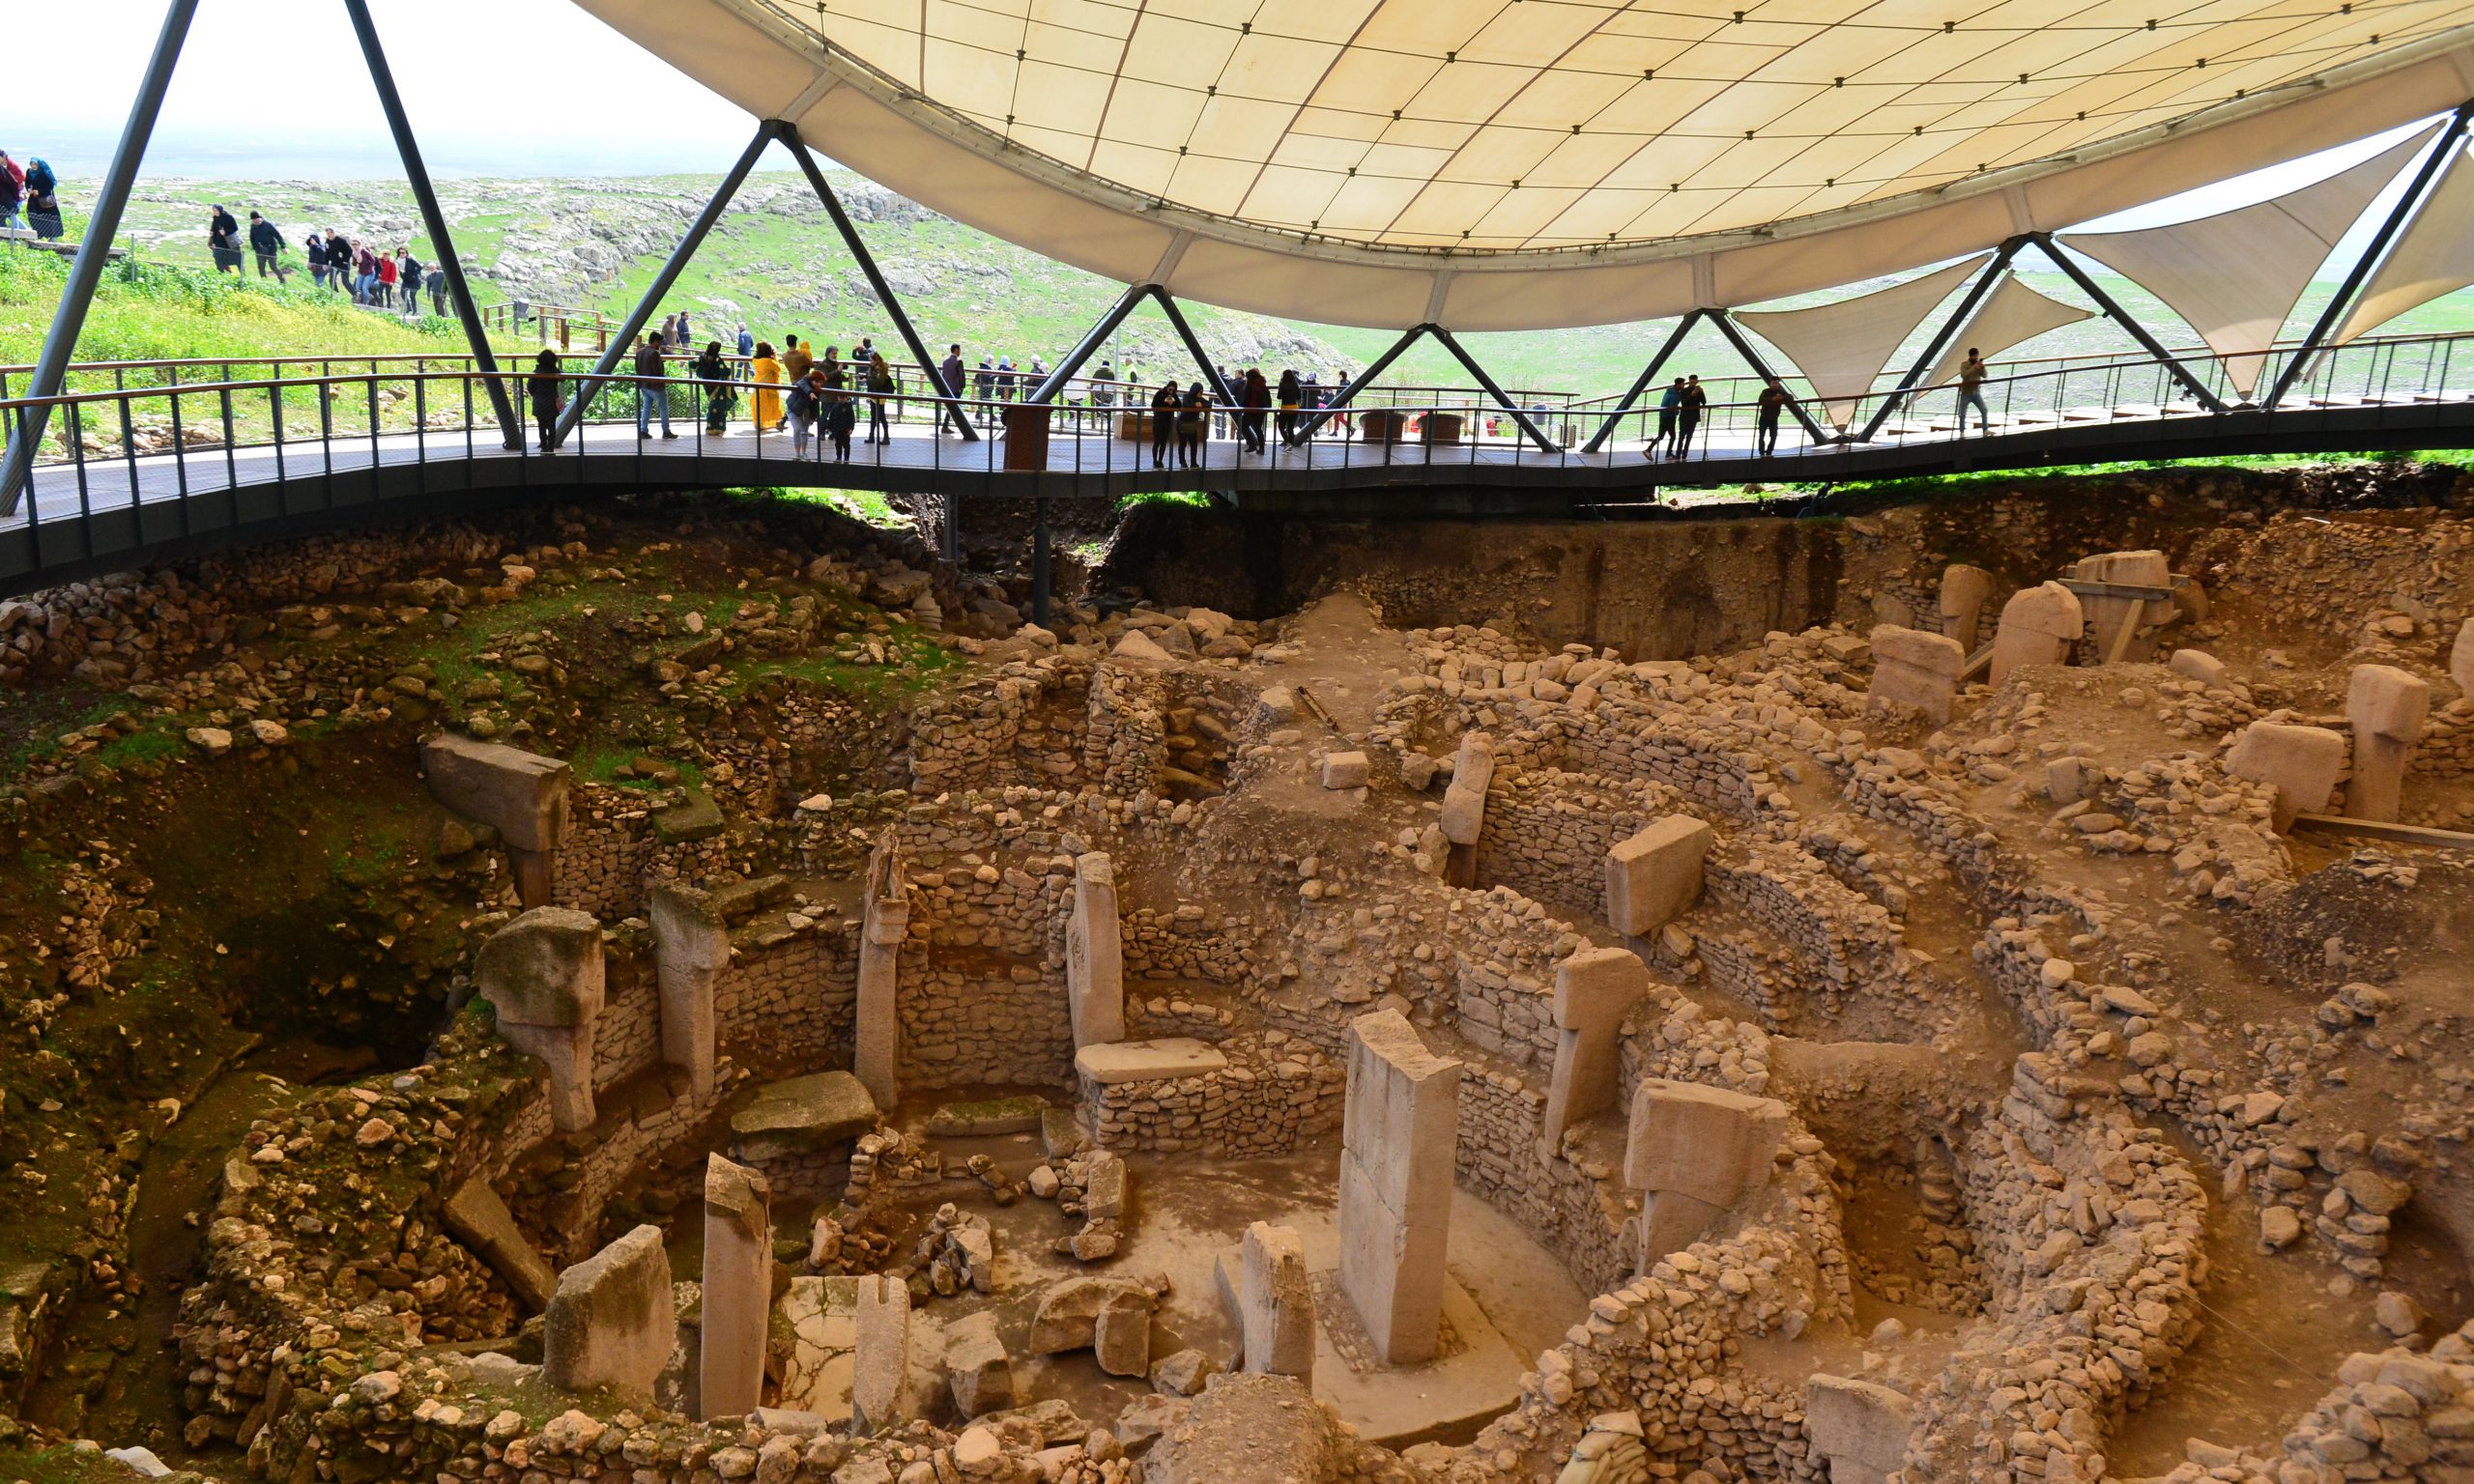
[730,1071,878,1160]
[1073,1038,1230,1085]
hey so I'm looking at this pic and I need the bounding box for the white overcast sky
[5,0,2447,262]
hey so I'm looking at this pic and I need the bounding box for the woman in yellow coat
[750,341,784,433]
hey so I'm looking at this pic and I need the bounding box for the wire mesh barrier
[3,329,2472,593]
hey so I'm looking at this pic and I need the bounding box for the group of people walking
[201,205,447,316]
[0,151,63,239]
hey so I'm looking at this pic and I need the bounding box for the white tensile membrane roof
[574,0,2474,330]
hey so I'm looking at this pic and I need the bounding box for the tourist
[527,349,564,452]
[1178,382,1208,469]
[695,340,734,433]
[374,246,398,308]
[427,263,449,318]
[1241,368,1271,453]
[303,231,329,290]
[1149,382,1178,470]
[1756,379,1788,457]
[1277,368,1302,445]
[676,309,692,349]
[396,250,422,314]
[735,324,754,375]
[245,213,288,281]
[326,231,352,295]
[1957,348,1991,435]
[20,157,61,241]
[659,313,678,351]
[1655,378,1684,459]
[1090,359,1117,434]
[786,363,822,459]
[783,333,813,389]
[750,341,784,433]
[0,152,22,233]
[995,356,1017,404]
[826,368,855,457]
[866,351,896,444]
[1674,375,1707,458]
[940,344,966,434]
[208,205,243,272]
[634,331,676,440]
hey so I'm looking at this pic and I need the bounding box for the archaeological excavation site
[0,468,2468,1484]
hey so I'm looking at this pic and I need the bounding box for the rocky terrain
[0,467,2465,1484]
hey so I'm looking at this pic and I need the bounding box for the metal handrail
[0,334,2464,591]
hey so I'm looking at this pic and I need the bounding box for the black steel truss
[1282,323,1556,452]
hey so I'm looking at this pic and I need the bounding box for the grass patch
[571,746,708,792]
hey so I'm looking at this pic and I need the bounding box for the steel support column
[1028,283,1149,403]
[2028,235,2227,413]
[0,0,198,515]
[1426,325,1558,453]
[1855,239,2024,442]
[1706,312,1831,444]
[1581,310,1705,454]
[782,131,975,441]
[1148,289,1241,408]
[345,0,521,449]
[554,122,778,443]
[1289,325,1429,442]
[2265,101,2474,411]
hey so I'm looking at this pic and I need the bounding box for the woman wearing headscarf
[1149,382,1178,470]
[866,352,895,445]
[1276,368,1302,445]
[750,342,784,434]
[787,365,823,460]
[527,350,564,452]
[1177,383,1208,470]
[695,340,734,434]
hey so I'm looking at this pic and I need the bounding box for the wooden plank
[2105,608,2143,665]
[1960,642,1995,680]
[1295,685,1339,730]
[2292,813,2474,850]
[2058,577,2175,602]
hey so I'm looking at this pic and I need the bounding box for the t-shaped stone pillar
[2226,720,2347,832]
[1439,731,1495,888]
[1988,582,2084,686]
[475,907,605,1132]
[698,1154,771,1419]
[423,733,571,908]
[1867,625,1966,726]
[2346,664,2431,823]
[649,881,727,1099]
[1939,564,1995,653]
[1539,947,1649,1156]
[1805,1374,1917,1484]
[851,1273,912,1438]
[1624,1078,1790,1271]
[1238,1221,1315,1381]
[855,831,909,1111]
[1066,851,1124,1048]
[1338,1009,1461,1365]
[542,1225,674,1403]
[1605,815,1712,940]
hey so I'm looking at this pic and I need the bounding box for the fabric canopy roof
[1925,274,2092,388]
[2338,144,2474,343]
[2067,127,2435,395]
[572,0,2474,329]
[1737,256,1986,428]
